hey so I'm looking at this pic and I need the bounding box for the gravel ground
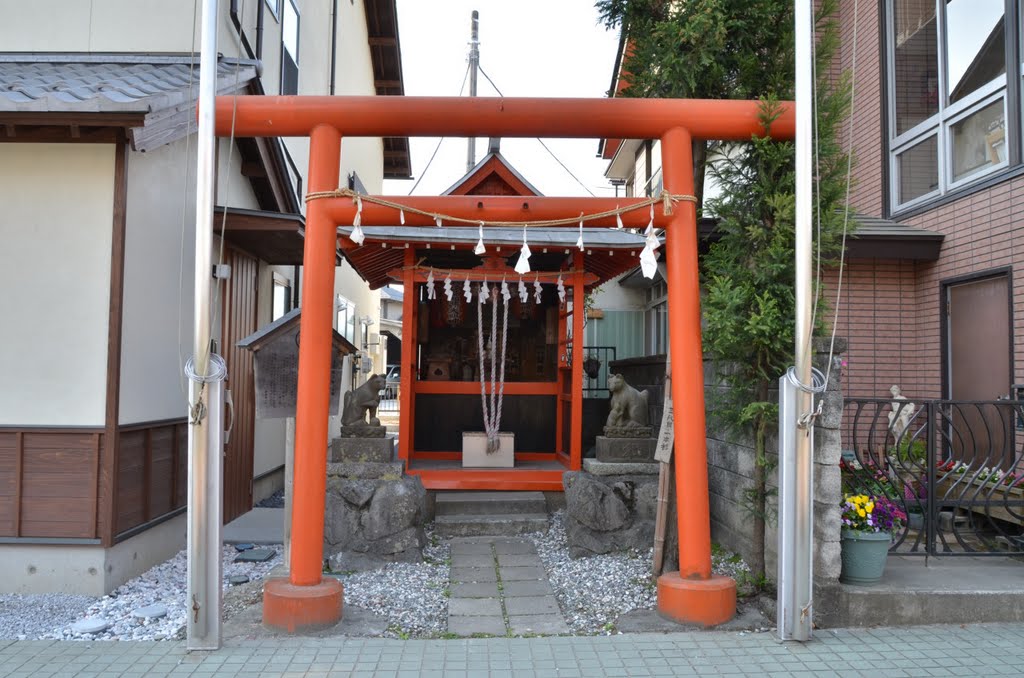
[0,544,282,641]
[0,515,754,641]
[528,511,753,635]
[333,528,450,639]
[255,489,285,509]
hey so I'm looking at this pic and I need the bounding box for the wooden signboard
[654,395,674,463]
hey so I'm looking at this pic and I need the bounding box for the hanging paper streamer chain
[474,221,486,256]
[639,222,661,279]
[443,273,453,301]
[463,278,473,303]
[518,277,528,303]
[533,274,542,304]
[426,269,436,300]
[480,279,490,304]
[514,224,532,275]
[556,274,566,304]
[349,195,365,245]
[576,213,584,251]
[500,278,511,303]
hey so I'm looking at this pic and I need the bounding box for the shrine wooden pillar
[262,125,344,632]
[656,126,736,626]
[398,248,416,462]
[569,250,585,470]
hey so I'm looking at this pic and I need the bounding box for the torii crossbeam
[213,95,795,631]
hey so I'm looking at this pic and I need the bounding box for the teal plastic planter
[839,529,892,585]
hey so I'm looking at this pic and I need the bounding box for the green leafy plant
[599,0,853,580]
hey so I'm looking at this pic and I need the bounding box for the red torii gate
[214,95,794,631]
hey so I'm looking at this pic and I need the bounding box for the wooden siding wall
[0,429,102,539]
[0,421,187,541]
[114,420,188,537]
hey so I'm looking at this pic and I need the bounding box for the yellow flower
[866,502,874,512]
[857,509,866,517]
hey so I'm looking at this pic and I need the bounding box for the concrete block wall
[706,341,845,586]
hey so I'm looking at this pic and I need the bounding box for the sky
[381,0,622,198]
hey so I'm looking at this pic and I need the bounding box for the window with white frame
[336,295,356,343]
[271,273,291,321]
[265,0,280,21]
[887,0,1008,211]
[280,0,299,95]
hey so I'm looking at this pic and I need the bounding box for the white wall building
[0,0,409,594]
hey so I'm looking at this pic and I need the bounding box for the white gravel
[335,528,450,638]
[528,511,752,635]
[0,516,753,641]
[0,544,282,641]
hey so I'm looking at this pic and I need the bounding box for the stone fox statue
[342,373,387,427]
[605,374,650,429]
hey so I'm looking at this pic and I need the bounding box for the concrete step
[435,491,546,516]
[433,513,549,537]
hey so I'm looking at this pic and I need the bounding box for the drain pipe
[229,0,256,59]
[330,0,339,95]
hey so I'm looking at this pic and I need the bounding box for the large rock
[564,472,629,531]
[563,471,659,558]
[361,480,426,541]
[324,469,427,569]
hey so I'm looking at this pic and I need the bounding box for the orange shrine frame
[213,95,795,631]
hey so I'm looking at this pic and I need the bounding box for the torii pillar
[212,95,793,632]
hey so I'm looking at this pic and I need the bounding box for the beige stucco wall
[0,0,247,58]
[0,144,114,426]
[118,136,259,426]
[119,138,195,425]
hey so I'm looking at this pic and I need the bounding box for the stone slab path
[448,536,570,637]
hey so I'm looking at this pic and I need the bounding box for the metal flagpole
[466,9,480,172]
[778,0,815,642]
[186,0,225,651]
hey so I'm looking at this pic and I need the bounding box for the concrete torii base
[262,578,343,633]
[657,572,737,627]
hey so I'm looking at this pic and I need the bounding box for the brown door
[220,247,259,523]
[947,274,1012,468]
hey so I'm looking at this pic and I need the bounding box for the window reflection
[893,0,938,135]
[951,100,1005,183]
[945,0,1004,104]
[897,136,938,203]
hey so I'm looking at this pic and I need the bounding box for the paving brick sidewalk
[4,623,1024,677]
[448,536,569,637]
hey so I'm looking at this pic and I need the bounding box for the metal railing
[377,379,400,413]
[844,398,1024,556]
[578,346,617,398]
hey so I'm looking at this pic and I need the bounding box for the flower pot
[907,511,924,531]
[839,529,892,585]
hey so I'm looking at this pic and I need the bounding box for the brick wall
[830,0,1024,400]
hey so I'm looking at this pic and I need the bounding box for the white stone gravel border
[527,510,753,635]
[0,544,282,641]
[334,527,450,639]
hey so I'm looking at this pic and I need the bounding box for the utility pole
[466,9,479,173]
[778,0,815,643]
[187,0,225,651]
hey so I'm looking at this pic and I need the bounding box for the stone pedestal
[330,436,395,463]
[562,471,659,558]
[595,435,657,463]
[462,432,514,468]
[323,461,426,571]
